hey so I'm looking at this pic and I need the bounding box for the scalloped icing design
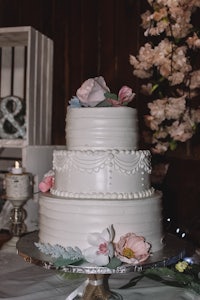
[51,149,153,199]
[53,149,151,174]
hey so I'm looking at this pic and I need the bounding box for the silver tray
[17,231,187,274]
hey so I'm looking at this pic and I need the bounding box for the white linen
[0,251,199,300]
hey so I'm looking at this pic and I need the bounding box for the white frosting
[66,107,138,150]
[51,149,153,199]
[39,191,163,252]
[39,106,164,255]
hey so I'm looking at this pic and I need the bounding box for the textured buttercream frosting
[66,106,138,150]
[39,191,163,252]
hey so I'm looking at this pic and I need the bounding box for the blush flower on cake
[69,76,135,108]
[115,233,151,264]
[35,226,151,268]
[39,170,55,193]
[82,226,115,266]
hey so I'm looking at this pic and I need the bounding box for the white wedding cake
[38,77,163,266]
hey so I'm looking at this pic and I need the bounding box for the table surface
[0,250,199,300]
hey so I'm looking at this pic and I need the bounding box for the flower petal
[87,232,104,246]
[101,226,114,242]
[83,246,110,266]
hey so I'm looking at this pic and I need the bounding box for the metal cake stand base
[17,232,188,300]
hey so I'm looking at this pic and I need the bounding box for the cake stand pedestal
[16,231,188,300]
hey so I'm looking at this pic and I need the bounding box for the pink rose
[118,86,135,103]
[107,86,135,107]
[76,76,110,107]
[39,172,54,192]
[115,233,151,264]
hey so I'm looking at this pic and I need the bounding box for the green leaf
[169,140,177,151]
[151,84,159,93]
[144,267,175,277]
[96,99,112,107]
[104,92,118,100]
[190,281,200,294]
[119,274,144,289]
[143,267,200,293]
[106,257,122,269]
[54,257,84,267]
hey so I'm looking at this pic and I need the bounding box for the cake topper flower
[76,76,110,107]
[82,225,115,266]
[39,170,55,193]
[115,233,151,264]
[69,76,135,108]
[130,1,200,154]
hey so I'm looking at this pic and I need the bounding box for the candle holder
[10,198,28,235]
[1,162,33,253]
[1,197,29,252]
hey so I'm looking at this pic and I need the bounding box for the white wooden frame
[0,26,53,146]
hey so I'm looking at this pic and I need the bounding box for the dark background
[0,0,149,145]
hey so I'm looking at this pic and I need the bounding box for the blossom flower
[118,86,135,103]
[167,121,194,142]
[70,77,135,108]
[141,83,153,96]
[165,96,186,120]
[82,226,114,266]
[39,170,55,192]
[187,33,200,49]
[76,76,110,107]
[107,86,135,107]
[147,99,168,126]
[151,142,170,155]
[130,1,200,153]
[115,233,151,264]
[175,261,189,273]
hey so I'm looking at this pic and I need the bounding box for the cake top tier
[66,106,138,150]
[66,76,138,150]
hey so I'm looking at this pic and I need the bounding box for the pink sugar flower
[115,233,151,264]
[107,86,135,107]
[39,170,54,193]
[76,76,110,107]
[118,86,135,103]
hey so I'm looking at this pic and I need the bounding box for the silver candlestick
[1,162,33,253]
[9,197,28,236]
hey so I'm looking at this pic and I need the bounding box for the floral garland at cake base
[35,225,151,268]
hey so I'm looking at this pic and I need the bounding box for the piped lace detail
[53,149,151,175]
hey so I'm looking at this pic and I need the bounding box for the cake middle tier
[51,149,153,199]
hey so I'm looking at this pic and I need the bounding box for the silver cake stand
[17,231,188,300]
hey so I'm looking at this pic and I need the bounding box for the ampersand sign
[0,96,26,139]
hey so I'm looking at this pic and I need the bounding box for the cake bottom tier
[39,191,163,253]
